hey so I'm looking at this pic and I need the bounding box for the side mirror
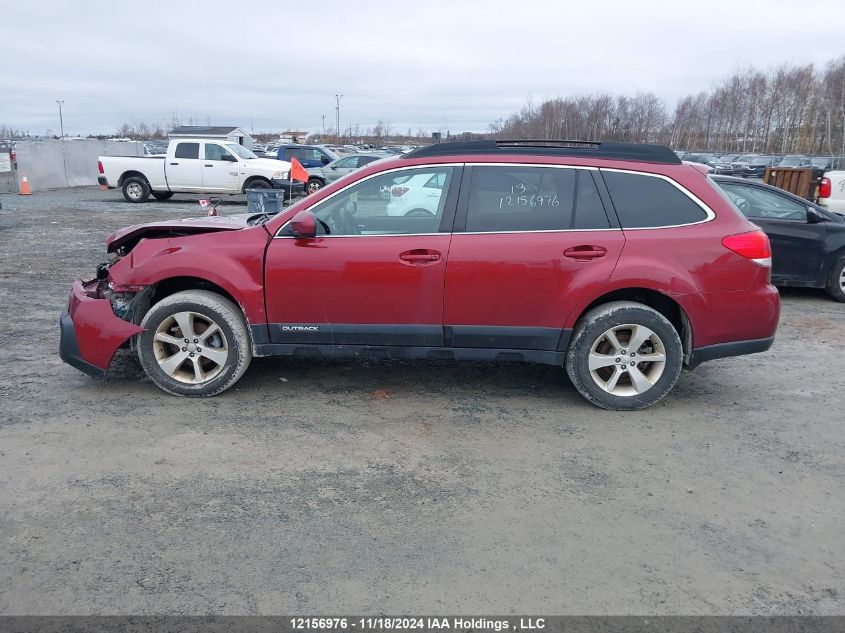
[807,207,824,224]
[220,154,237,162]
[321,155,331,165]
[290,209,317,238]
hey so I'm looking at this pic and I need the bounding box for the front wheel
[565,301,683,410]
[826,257,845,302]
[306,178,324,195]
[122,176,150,203]
[137,290,252,397]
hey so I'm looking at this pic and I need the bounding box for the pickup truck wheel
[137,290,252,397]
[246,179,271,190]
[151,191,173,201]
[565,301,683,411]
[306,178,324,194]
[826,257,845,302]
[122,176,150,203]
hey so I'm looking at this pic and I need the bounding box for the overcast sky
[2,0,843,136]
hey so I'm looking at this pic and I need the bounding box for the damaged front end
[59,271,148,378]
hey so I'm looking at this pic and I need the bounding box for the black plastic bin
[246,189,288,214]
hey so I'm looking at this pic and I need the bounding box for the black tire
[826,257,845,302]
[137,290,252,397]
[565,301,683,411]
[245,179,272,191]
[405,208,434,217]
[122,176,150,203]
[306,178,324,195]
[151,191,174,201]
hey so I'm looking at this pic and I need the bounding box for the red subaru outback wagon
[60,140,780,410]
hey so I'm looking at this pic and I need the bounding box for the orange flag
[290,157,309,183]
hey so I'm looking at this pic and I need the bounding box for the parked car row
[677,151,844,177]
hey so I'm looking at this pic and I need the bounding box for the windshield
[736,155,756,162]
[226,143,258,160]
[779,156,803,165]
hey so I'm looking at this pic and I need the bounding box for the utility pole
[334,94,343,144]
[321,114,326,141]
[56,100,65,138]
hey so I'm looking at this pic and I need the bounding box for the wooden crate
[763,167,821,201]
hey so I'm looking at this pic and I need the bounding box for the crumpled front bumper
[59,279,144,378]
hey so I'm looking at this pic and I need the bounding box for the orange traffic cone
[19,176,32,195]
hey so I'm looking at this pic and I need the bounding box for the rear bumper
[58,279,144,377]
[270,179,305,195]
[687,335,775,369]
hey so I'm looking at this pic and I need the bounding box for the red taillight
[391,186,409,197]
[97,160,104,174]
[722,230,771,266]
[819,177,831,199]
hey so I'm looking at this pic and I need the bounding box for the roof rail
[401,139,681,164]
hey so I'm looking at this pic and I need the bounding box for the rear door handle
[564,245,608,261]
[169,162,179,165]
[399,249,441,263]
[204,164,213,167]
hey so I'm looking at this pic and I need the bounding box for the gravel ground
[0,187,843,615]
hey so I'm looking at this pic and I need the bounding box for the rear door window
[464,166,577,232]
[174,142,199,159]
[572,171,611,229]
[602,171,708,228]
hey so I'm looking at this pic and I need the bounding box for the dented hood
[106,214,253,252]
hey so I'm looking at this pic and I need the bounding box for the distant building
[169,126,253,149]
[277,130,309,144]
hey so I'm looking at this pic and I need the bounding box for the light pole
[334,94,343,144]
[321,114,326,141]
[56,100,65,138]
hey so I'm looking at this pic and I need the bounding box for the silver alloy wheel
[587,323,667,396]
[307,180,322,194]
[840,266,845,292]
[153,311,228,384]
[126,182,143,200]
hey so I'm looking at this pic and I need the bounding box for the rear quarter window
[602,171,708,228]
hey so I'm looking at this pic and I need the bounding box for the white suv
[385,171,448,217]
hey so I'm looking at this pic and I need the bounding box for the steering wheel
[316,218,332,234]
[339,201,360,235]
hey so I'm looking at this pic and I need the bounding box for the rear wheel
[122,176,150,203]
[151,191,173,201]
[137,290,252,397]
[826,257,845,302]
[565,301,683,410]
[405,208,434,217]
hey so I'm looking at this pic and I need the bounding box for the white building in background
[169,126,253,150]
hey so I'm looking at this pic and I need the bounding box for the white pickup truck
[819,171,845,215]
[98,138,304,203]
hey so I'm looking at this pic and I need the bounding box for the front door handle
[399,249,441,264]
[564,245,607,261]
[169,162,180,165]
